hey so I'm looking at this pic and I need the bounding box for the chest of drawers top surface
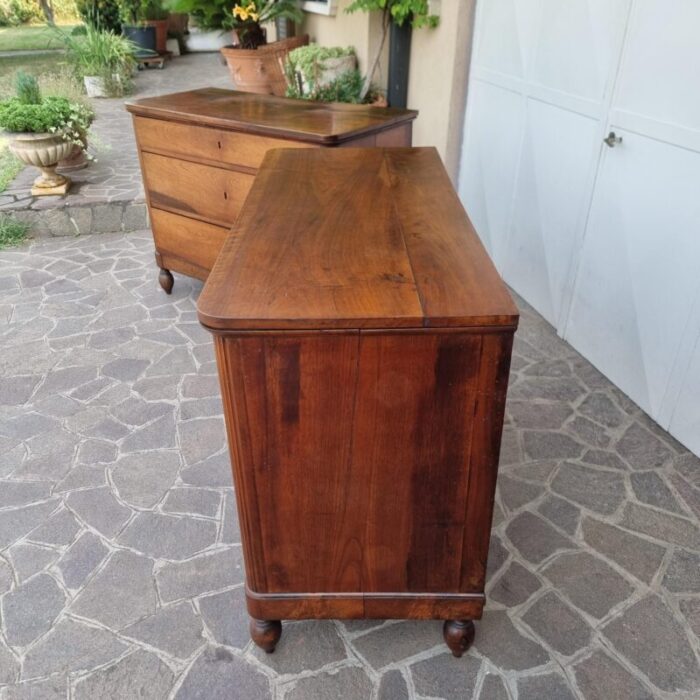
[126,88,417,144]
[197,147,519,332]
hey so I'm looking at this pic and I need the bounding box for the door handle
[604,131,622,148]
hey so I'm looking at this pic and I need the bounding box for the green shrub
[0,0,42,26]
[0,96,73,133]
[284,45,356,96]
[15,71,41,105]
[0,215,29,249]
[76,0,121,33]
[52,0,81,22]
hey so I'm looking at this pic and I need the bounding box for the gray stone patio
[0,230,699,699]
[0,53,231,236]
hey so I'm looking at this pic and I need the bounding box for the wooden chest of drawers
[126,88,417,293]
[197,148,519,657]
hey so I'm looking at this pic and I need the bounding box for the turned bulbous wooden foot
[443,619,475,658]
[250,618,282,653]
[158,267,174,294]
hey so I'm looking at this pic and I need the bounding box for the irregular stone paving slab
[574,649,655,700]
[542,551,634,619]
[180,452,233,489]
[474,611,549,671]
[489,561,541,607]
[66,487,131,538]
[479,674,510,700]
[521,592,592,657]
[70,549,157,630]
[156,548,245,603]
[73,649,174,700]
[21,618,127,680]
[162,487,220,519]
[7,543,59,584]
[27,507,81,547]
[353,620,444,670]
[285,666,372,700]
[377,669,410,700]
[537,494,581,535]
[615,422,673,469]
[174,646,271,700]
[620,503,700,549]
[602,595,700,693]
[123,602,205,659]
[57,531,109,589]
[3,675,67,699]
[410,651,481,699]
[551,462,626,515]
[505,512,574,564]
[254,620,347,675]
[0,638,20,684]
[496,475,543,512]
[118,511,218,561]
[111,452,179,509]
[197,587,249,650]
[581,517,666,583]
[662,548,700,593]
[630,471,685,514]
[0,502,58,549]
[679,598,700,637]
[522,431,584,460]
[517,672,577,700]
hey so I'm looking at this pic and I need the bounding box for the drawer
[142,152,253,227]
[134,115,312,170]
[151,208,229,273]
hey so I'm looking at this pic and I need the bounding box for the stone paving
[0,53,231,236]
[0,230,699,699]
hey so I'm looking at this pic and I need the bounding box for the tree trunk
[38,0,55,24]
[360,8,390,101]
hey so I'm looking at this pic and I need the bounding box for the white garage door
[459,0,700,455]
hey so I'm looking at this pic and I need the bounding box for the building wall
[298,1,475,182]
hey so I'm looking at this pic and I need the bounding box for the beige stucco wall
[298,1,476,182]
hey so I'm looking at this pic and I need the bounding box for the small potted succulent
[0,73,77,195]
[219,0,306,95]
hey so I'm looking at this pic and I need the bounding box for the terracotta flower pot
[221,34,308,96]
[145,19,169,54]
[9,132,73,195]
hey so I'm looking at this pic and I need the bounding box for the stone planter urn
[9,132,73,196]
[300,54,357,95]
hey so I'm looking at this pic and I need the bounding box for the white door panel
[615,0,700,131]
[502,100,600,326]
[670,327,700,454]
[458,80,525,268]
[566,131,700,418]
[531,0,631,101]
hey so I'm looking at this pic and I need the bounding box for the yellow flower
[233,2,258,21]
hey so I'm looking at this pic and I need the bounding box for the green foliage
[345,0,438,28]
[15,71,41,104]
[163,0,228,30]
[0,143,22,193]
[0,215,28,249]
[284,44,357,98]
[143,0,168,20]
[0,95,73,133]
[77,0,121,32]
[60,24,136,94]
[286,68,374,105]
[0,0,42,27]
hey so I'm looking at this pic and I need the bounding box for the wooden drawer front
[151,208,229,273]
[134,116,312,170]
[142,152,253,227]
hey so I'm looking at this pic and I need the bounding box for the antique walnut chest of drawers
[197,147,519,656]
[126,88,416,293]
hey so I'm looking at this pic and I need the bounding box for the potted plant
[118,0,157,53]
[62,25,137,98]
[143,0,170,54]
[284,45,357,97]
[0,74,76,196]
[219,1,306,95]
[346,0,438,106]
[163,0,229,51]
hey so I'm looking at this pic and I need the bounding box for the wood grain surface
[198,148,519,331]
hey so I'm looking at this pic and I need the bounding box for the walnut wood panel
[213,328,512,622]
[126,88,418,145]
[150,209,229,277]
[134,115,312,171]
[142,152,254,227]
[198,148,519,331]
